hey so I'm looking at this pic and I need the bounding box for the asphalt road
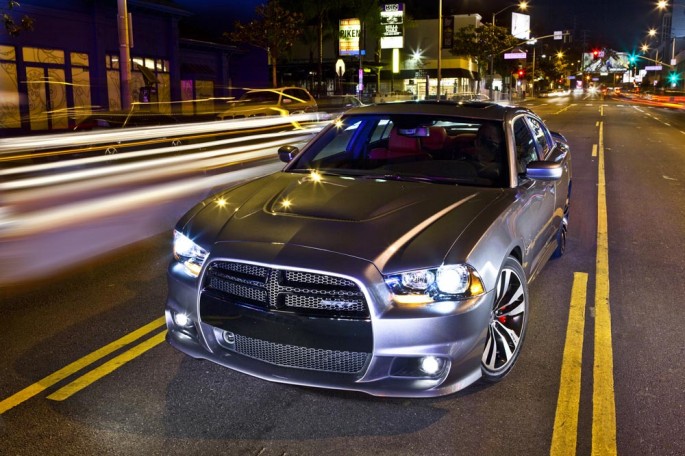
[1,96,684,455]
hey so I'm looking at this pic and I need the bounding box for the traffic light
[592,49,599,59]
[518,69,525,78]
[668,72,680,85]
[628,54,637,65]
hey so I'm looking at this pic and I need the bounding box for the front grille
[232,333,369,373]
[204,261,369,318]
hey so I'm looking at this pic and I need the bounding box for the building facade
[281,14,482,101]
[0,0,266,136]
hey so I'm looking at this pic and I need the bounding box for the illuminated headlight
[420,356,444,375]
[173,312,192,328]
[385,264,485,306]
[173,230,208,277]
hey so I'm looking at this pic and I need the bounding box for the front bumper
[165,242,492,398]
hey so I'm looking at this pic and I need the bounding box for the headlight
[385,264,485,306]
[173,230,208,277]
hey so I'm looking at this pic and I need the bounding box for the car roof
[343,101,524,121]
[245,87,308,93]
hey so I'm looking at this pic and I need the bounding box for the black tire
[481,256,529,382]
[552,220,568,258]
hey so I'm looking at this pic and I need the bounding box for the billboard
[380,4,404,49]
[511,13,530,40]
[583,50,630,73]
[339,18,361,56]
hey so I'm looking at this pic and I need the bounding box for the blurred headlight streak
[0,115,328,285]
[0,113,324,155]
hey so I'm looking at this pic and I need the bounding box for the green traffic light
[668,73,679,84]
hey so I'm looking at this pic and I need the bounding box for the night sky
[173,0,664,53]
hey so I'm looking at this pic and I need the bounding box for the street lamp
[656,0,681,65]
[492,1,529,25]
[489,1,529,99]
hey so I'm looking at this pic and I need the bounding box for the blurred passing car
[72,111,183,155]
[315,95,364,114]
[166,101,572,397]
[218,87,317,119]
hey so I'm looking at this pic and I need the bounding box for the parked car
[218,87,317,119]
[166,101,572,397]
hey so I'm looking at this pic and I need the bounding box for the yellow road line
[592,144,598,158]
[0,316,165,414]
[550,272,588,456]
[592,121,617,455]
[47,330,167,401]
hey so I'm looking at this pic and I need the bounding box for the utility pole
[437,0,442,100]
[117,0,132,110]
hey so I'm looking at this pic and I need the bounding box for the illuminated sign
[339,19,361,56]
[511,13,530,40]
[583,50,631,73]
[380,4,404,49]
[504,52,527,59]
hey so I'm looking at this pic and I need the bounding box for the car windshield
[239,91,280,103]
[288,114,509,188]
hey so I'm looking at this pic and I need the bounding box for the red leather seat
[369,128,431,160]
[421,126,448,152]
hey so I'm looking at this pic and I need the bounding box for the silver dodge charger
[165,101,571,397]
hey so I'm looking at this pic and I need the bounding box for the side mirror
[526,161,562,180]
[278,145,299,163]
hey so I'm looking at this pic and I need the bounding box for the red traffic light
[592,49,600,58]
[518,69,525,77]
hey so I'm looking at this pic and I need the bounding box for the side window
[527,116,551,157]
[513,117,538,174]
[285,89,307,104]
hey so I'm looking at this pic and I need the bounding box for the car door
[528,115,571,238]
[512,115,557,273]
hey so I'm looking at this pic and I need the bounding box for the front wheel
[552,219,568,258]
[481,256,529,382]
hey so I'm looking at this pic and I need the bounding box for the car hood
[182,173,503,273]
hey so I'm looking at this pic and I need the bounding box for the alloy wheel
[481,257,528,381]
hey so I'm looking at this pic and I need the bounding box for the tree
[449,23,520,91]
[224,1,304,88]
[283,0,341,95]
[283,0,381,95]
[2,0,34,37]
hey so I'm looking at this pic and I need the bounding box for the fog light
[419,356,443,375]
[173,312,192,328]
[223,331,236,345]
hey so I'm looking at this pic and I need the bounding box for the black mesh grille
[204,261,369,318]
[233,333,369,373]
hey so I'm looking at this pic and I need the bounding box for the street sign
[645,65,662,71]
[554,31,563,40]
[504,52,527,59]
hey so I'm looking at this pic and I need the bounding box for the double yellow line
[0,317,166,414]
[550,117,617,455]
